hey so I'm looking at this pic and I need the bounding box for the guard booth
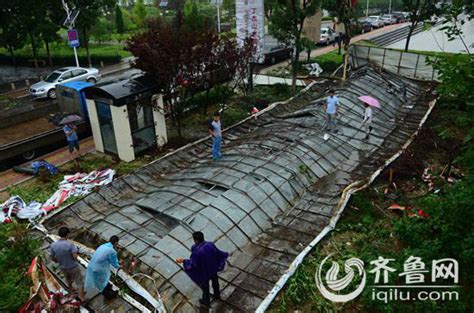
[57,81,93,119]
[83,76,167,162]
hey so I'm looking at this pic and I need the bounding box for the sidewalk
[260,23,408,74]
[0,137,95,193]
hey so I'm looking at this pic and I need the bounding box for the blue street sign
[68,29,80,48]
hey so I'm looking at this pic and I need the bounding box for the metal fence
[348,44,440,81]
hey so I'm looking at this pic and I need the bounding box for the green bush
[222,104,249,126]
[0,223,41,312]
[0,53,122,66]
[184,85,235,113]
[0,43,128,66]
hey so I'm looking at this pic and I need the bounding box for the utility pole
[217,4,221,33]
[389,0,392,13]
[366,0,369,18]
[212,0,222,33]
[62,0,80,67]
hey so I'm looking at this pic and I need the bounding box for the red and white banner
[236,0,265,63]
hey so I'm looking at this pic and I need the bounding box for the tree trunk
[405,0,420,52]
[247,62,254,95]
[44,39,53,67]
[404,21,417,52]
[291,48,300,94]
[204,88,210,115]
[28,32,39,68]
[8,47,16,66]
[83,28,92,67]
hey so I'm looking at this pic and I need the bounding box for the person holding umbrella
[60,115,82,161]
[358,96,380,140]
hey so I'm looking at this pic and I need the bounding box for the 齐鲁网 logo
[315,253,366,302]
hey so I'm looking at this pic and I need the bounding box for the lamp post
[211,0,223,33]
[62,0,80,67]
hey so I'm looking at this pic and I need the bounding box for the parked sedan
[381,14,397,25]
[318,27,339,45]
[367,16,385,28]
[30,67,100,99]
[392,12,407,23]
[358,20,373,33]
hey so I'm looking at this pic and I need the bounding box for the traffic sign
[68,29,80,48]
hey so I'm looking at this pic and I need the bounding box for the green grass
[356,39,380,47]
[311,50,344,64]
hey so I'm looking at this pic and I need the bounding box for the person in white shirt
[361,103,373,139]
[324,90,340,133]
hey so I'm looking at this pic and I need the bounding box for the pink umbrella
[358,95,381,108]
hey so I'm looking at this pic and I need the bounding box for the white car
[318,27,339,45]
[381,14,397,25]
[367,16,385,28]
[29,67,100,99]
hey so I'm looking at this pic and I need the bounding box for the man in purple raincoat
[176,231,229,306]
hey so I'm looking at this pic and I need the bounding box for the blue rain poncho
[84,242,119,292]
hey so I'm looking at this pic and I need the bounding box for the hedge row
[0,53,122,67]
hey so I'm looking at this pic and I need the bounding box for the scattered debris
[304,63,323,77]
[387,203,429,219]
[19,257,81,313]
[13,161,59,176]
[0,169,115,223]
[384,169,399,200]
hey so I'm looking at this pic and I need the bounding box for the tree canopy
[269,0,321,91]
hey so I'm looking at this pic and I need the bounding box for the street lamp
[211,0,223,33]
[61,0,80,67]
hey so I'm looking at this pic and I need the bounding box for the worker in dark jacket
[176,231,229,306]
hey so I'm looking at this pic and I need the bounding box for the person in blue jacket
[84,236,121,298]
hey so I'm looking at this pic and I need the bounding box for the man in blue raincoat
[176,231,229,306]
[85,236,120,298]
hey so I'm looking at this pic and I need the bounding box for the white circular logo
[315,254,366,302]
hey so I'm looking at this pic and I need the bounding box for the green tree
[183,0,211,31]
[4,0,47,68]
[402,0,439,51]
[133,0,147,27]
[38,0,63,67]
[115,5,125,34]
[323,0,357,50]
[439,0,472,55]
[0,6,27,65]
[300,37,315,62]
[269,0,321,92]
[74,0,116,67]
[91,17,113,45]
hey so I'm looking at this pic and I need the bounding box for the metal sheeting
[348,44,440,81]
[42,67,434,312]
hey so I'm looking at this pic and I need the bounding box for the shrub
[0,53,122,66]
[0,223,41,312]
